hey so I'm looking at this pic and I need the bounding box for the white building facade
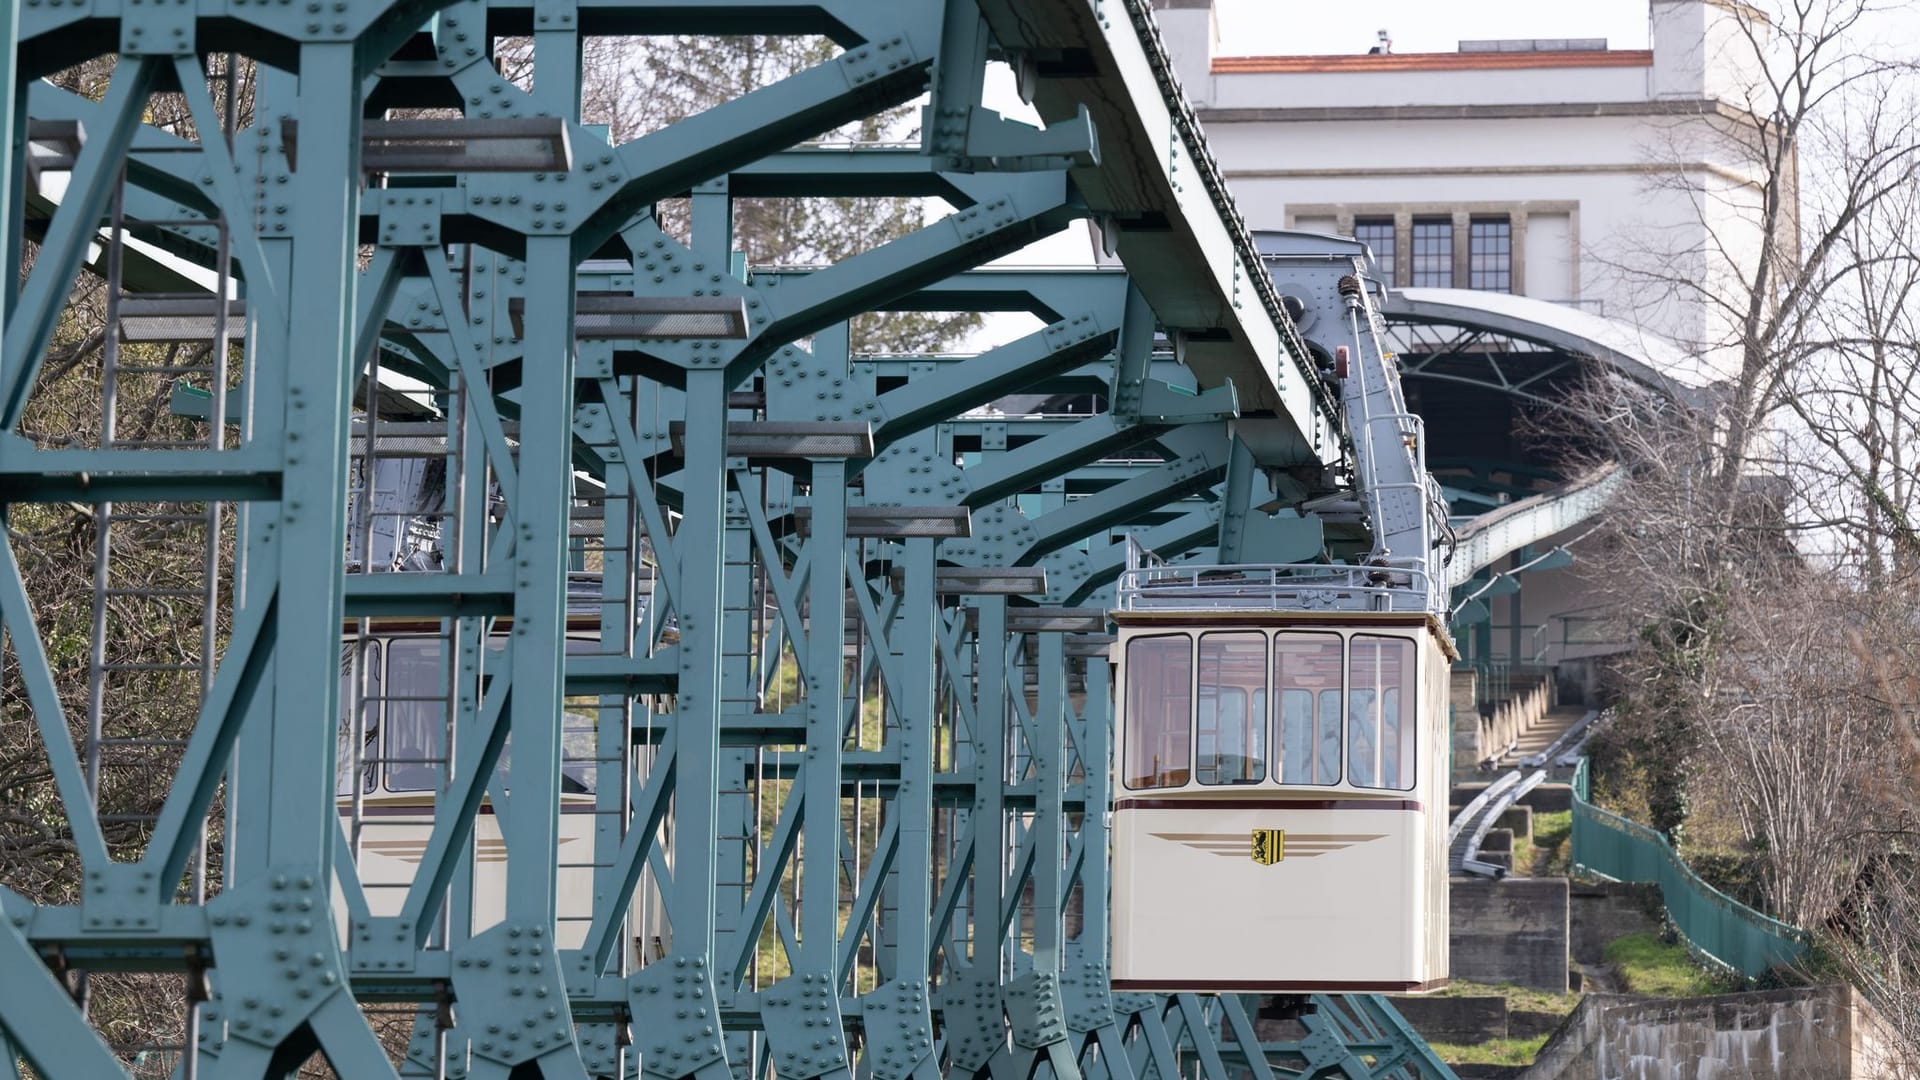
[1156,0,1767,374]
[1151,1,1779,685]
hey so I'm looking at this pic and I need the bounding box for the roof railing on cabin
[1115,560,1440,614]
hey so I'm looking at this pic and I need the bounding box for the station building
[1150,0,1778,708]
[1156,0,1765,373]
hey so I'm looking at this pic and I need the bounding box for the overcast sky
[1210,0,1920,57]
[1212,0,1652,56]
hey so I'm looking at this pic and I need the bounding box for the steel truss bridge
[0,2,1631,1077]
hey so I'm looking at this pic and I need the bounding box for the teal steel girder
[0,3,1453,1079]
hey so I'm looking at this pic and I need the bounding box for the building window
[1470,217,1513,292]
[1353,217,1395,282]
[1410,219,1452,287]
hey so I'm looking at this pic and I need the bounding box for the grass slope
[1424,980,1582,1067]
[1602,932,1736,997]
[1427,1035,1552,1066]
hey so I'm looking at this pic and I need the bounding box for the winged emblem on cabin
[1149,832,1385,860]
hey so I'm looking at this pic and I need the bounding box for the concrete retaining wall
[1451,877,1570,993]
[1392,995,1510,1044]
[1520,985,1902,1079]
[1568,882,1663,967]
[1524,784,1573,813]
[1453,670,1482,781]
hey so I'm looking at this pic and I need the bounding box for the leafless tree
[1691,580,1895,925]
[1571,0,1920,842]
[1778,105,1920,583]
[490,33,981,353]
[1806,619,1920,1075]
[1603,1,1920,514]
[1554,371,1771,837]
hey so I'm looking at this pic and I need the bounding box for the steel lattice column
[0,2,1458,1078]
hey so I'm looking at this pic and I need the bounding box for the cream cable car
[334,580,673,967]
[1110,238,1455,993]
[1109,574,1454,992]
[332,441,671,965]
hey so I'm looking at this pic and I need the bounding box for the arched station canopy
[1383,286,1716,406]
[1365,286,1709,517]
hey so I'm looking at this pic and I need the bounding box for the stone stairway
[1501,705,1587,770]
[1447,705,1587,873]
[1451,666,1565,781]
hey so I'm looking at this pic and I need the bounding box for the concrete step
[1449,877,1570,994]
[1496,804,1535,845]
[1506,705,1588,762]
[1452,668,1560,779]
[1387,995,1508,1044]
[1451,781,1572,816]
[1510,1009,1566,1040]
[1475,849,1513,872]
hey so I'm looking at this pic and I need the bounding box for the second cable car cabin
[1109,566,1455,992]
[333,436,673,962]
[334,574,672,965]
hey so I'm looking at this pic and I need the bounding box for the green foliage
[1532,810,1573,850]
[1432,980,1581,1018]
[1612,590,1728,842]
[737,645,894,993]
[1602,932,1737,997]
[1530,809,1573,876]
[1679,847,1768,911]
[764,646,803,710]
[1426,1035,1551,1066]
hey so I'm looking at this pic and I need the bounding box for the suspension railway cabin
[334,575,670,964]
[1109,564,1455,993]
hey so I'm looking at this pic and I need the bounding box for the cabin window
[1196,633,1267,786]
[336,642,381,795]
[1348,635,1416,790]
[561,707,599,794]
[385,637,447,792]
[1124,634,1192,789]
[1274,632,1344,785]
[483,638,603,795]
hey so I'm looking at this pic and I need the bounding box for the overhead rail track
[976,0,1346,473]
[1444,464,1625,590]
[1382,287,1716,406]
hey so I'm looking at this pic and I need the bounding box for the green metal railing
[1571,758,1809,979]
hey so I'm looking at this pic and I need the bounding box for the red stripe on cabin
[1112,798,1422,812]
[1112,978,1449,992]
